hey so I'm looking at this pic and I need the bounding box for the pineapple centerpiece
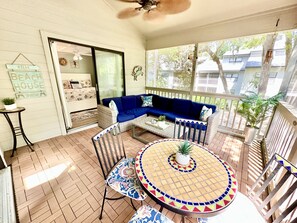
[176,140,192,165]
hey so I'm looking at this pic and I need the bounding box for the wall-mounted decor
[131,65,143,81]
[70,60,79,68]
[59,58,68,66]
[6,53,46,99]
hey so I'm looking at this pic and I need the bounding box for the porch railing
[265,101,297,162]
[146,87,248,136]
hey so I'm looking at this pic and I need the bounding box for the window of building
[229,57,242,62]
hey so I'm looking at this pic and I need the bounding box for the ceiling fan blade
[157,0,191,14]
[143,9,166,22]
[117,0,139,2]
[117,7,141,19]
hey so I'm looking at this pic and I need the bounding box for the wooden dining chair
[92,122,147,219]
[173,118,208,145]
[199,153,297,223]
[129,205,174,223]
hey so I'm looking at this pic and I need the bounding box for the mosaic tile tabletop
[135,139,238,217]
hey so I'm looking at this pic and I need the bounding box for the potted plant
[176,140,193,165]
[2,97,17,110]
[238,92,282,145]
[157,115,166,128]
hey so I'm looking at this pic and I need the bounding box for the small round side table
[0,107,34,157]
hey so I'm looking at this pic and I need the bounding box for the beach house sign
[6,54,46,99]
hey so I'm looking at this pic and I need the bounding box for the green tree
[153,45,194,90]
[244,30,296,96]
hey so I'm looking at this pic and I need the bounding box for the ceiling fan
[117,0,191,21]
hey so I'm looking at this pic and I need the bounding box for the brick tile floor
[4,127,264,223]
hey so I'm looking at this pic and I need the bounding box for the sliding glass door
[94,50,125,101]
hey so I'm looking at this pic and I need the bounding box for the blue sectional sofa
[97,94,221,144]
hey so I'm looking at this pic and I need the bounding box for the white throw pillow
[199,106,213,122]
[109,100,118,115]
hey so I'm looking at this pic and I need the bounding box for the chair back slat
[290,216,297,223]
[249,156,276,194]
[259,171,291,210]
[192,123,197,141]
[265,181,297,220]
[253,163,282,198]
[101,137,113,172]
[98,140,112,176]
[92,123,126,179]
[173,118,207,144]
[273,199,297,223]
[186,123,192,140]
[249,153,297,223]
[111,129,121,161]
[106,133,117,165]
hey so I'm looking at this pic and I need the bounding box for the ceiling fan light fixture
[143,9,165,21]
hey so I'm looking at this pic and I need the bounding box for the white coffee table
[132,116,186,144]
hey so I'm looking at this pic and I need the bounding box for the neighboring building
[196,45,286,96]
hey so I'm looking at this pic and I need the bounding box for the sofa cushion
[147,108,168,118]
[126,108,150,117]
[153,95,173,110]
[117,113,135,123]
[172,98,192,116]
[103,97,124,113]
[122,96,137,111]
[163,112,194,122]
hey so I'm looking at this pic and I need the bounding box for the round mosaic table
[135,139,238,218]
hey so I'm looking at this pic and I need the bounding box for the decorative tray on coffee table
[145,119,170,130]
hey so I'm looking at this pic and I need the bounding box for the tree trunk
[205,47,230,94]
[214,58,230,94]
[153,50,159,87]
[285,34,292,69]
[258,34,277,96]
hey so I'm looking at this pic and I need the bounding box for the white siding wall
[0,0,146,151]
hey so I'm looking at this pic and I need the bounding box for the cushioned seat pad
[107,158,147,201]
[126,108,151,117]
[129,205,174,223]
[147,108,168,117]
[163,112,194,122]
[117,113,135,122]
